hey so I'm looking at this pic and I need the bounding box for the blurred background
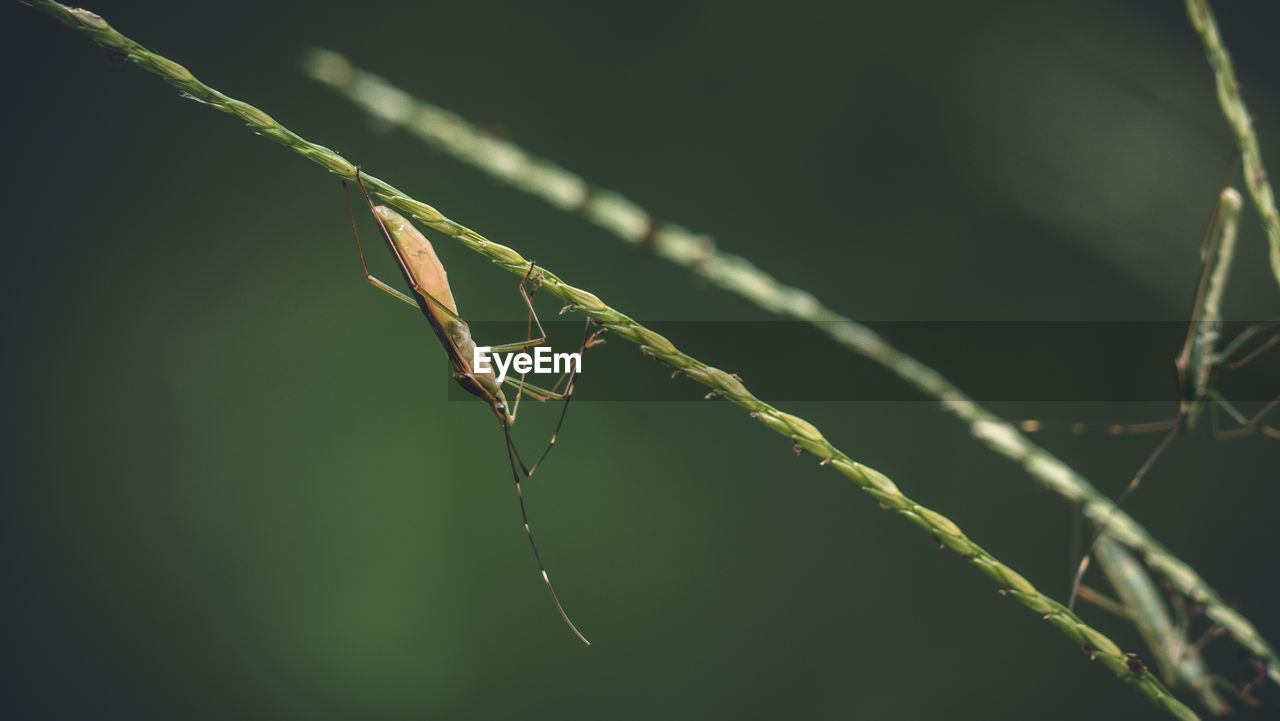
[4,1,1279,719]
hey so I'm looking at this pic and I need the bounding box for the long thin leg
[1206,320,1280,439]
[1065,368,1275,610]
[492,314,601,644]
[507,318,603,477]
[343,179,419,308]
[1068,411,1186,611]
[1075,585,1134,620]
[503,377,570,402]
[1206,388,1253,428]
[503,324,607,400]
[1224,333,1277,370]
[501,326,608,400]
[1104,418,1182,436]
[1216,319,1279,370]
[485,271,554,352]
[500,418,590,645]
[1208,392,1280,440]
[507,265,552,422]
[1118,412,1187,507]
[1064,326,1195,611]
[1017,417,1181,435]
[1059,429,1184,610]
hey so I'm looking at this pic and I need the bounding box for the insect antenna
[500,419,591,645]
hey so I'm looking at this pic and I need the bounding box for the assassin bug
[343,171,603,644]
[1018,177,1278,611]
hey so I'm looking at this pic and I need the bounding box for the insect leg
[499,417,590,645]
[342,179,419,308]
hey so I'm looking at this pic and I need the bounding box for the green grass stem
[1186,0,1280,291]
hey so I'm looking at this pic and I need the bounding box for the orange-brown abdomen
[373,205,459,325]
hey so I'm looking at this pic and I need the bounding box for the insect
[1078,533,1256,715]
[1024,185,1276,492]
[1019,177,1279,610]
[1100,183,1278,500]
[1030,176,1274,712]
[343,171,603,645]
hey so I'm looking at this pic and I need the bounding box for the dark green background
[5,1,1279,719]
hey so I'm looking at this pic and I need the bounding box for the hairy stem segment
[304,50,1280,687]
[31,2,1218,717]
